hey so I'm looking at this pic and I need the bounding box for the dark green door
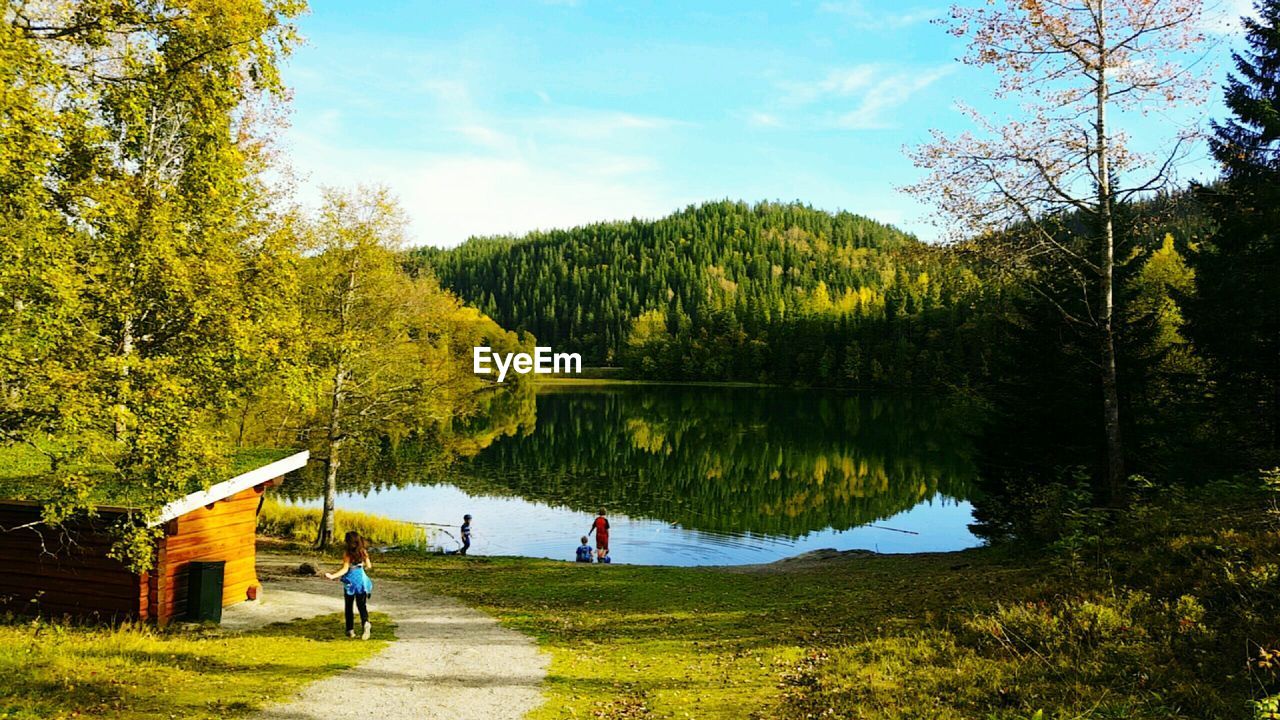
[186,560,225,622]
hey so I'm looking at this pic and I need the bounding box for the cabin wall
[0,480,274,626]
[152,485,266,626]
[0,504,142,620]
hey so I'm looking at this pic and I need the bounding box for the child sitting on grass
[575,536,594,563]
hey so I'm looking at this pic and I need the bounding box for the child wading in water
[325,531,374,639]
[588,508,610,562]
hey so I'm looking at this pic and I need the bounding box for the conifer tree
[1192,0,1280,454]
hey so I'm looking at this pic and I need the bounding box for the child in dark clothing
[324,531,374,639]
[459,513,472,555]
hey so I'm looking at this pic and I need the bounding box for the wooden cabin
[0,450,308,625]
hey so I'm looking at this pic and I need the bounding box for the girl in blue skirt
[325,531,374,639]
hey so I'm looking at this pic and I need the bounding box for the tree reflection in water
[281,384,980,539]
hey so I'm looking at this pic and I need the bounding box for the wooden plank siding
[0,505,143,621]
[0,479,274,626]
[151,485,267,626]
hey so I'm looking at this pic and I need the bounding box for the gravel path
[238,558,548,720]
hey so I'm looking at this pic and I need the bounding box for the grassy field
[374,485,1280,719]
[381,550,1038,718]
[2,483,1274,719]
[0,612,392,719]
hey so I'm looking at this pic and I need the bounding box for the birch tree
[906,0,1208,502]
[298,188,507,547]
[1,0,303,568]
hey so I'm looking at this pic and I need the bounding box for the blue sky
[281,0,1254,246]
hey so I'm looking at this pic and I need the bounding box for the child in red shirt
[588,508,610,562]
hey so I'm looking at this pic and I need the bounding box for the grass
[0,444,297,504]
[378,549,1038,718]
[0,611,392,719]
[257,498,434,549]
[228,448,299,475]
[372,483,1280,719]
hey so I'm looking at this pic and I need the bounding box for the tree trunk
[316,259,358,548]
[1101,326,1124,502]
[317,439,340,547]
[1271,373,1279,454]
[115,319,133,440]
[1096,15,1125,505]
[235,397,250,448]
[316,364,344,548]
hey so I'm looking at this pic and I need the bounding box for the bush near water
[256,499,433,550]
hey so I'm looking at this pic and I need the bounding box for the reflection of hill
[283,385,978,538]
[456,386,978,537]
[444,386,538,459]
[277,385,538,500]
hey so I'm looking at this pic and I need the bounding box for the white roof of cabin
[152,450,309,526]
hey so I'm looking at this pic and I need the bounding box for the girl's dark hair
[344,531,367,563]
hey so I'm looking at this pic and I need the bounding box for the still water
[295,384,983,566]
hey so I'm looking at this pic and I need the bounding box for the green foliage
[419,386,977,537]
[965,192,1230,538]
[0,445,291,505]
[0,0,305,570]
[1190,0,1280,461]
[784,588,1216,719]
[410,200,1002,388]
[235,186,529,545]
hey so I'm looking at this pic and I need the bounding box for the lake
[290,384,983,566]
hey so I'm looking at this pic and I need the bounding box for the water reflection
[282,385,984,564]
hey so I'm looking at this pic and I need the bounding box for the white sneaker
[347,629,356,638]
[362,621,372,640]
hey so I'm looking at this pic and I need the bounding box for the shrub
[256,499,433,549]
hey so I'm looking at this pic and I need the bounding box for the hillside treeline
[409,201,1005,388]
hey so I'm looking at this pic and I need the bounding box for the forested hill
[407,200,998,387]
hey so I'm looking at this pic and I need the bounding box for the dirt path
[236,556,547,720]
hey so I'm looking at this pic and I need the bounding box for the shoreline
[262,535,992,571]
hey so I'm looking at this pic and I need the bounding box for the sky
[280,0,1256,247]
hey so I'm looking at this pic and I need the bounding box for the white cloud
[286,106,683,246]
[453,124,518,153]
[831,66,954,129]
[818,0,939,30]
[781,66,878,104]
[301,151,673,247]
[748,111,783,127]
[527,111,689,140]
[757,63,954,131]
[280,33,697,248]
